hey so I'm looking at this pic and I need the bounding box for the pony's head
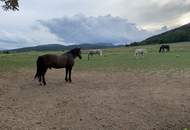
[69,48,82,59]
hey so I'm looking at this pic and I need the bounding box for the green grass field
[1,42,190,72]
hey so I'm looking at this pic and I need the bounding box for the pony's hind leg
[65,68,69,82]
[42,76,46,86]
[42,68,47,86]
[68,67,72,82]
[38,75,42,86]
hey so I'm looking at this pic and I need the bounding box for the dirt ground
[0,69,190,130]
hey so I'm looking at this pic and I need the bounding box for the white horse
[88,49,103,60]
[135,49,147,57]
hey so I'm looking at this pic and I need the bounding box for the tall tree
[1,0,19,11]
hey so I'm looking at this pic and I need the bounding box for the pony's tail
[34,56,42,80]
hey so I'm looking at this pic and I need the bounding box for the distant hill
[0,48,5,51]
[9,43,118,52]
[131,23,190,45]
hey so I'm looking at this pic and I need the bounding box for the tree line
[1,0,19,11]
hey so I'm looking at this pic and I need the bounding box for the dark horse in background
[159,45,170,53]
[34,48,82,86]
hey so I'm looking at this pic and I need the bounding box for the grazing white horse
[88,49,103,60]
[135,49,147,57]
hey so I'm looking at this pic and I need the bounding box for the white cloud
[39,14,152,44]
[0,25,63,49]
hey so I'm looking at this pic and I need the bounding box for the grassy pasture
[1,42,190,130]
[0,42,190,72]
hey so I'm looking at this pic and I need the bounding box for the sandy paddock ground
[0,69,190,130]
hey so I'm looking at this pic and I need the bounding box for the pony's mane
[66,48,81,54]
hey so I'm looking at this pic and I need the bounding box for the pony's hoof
[65,79,68,82]
[69,80,72,83]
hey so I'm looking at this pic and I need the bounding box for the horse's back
[161,45,170,48]
[135,49,146,52]
[88,49,102,56]
[160,45,170,51]
[135,48,146,56]
[38,54,66,68]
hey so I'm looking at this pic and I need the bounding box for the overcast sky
[0,0,190,49]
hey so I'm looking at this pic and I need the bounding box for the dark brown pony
[34,48,82,85]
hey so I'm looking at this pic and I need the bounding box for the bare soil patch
[0,69,190,130]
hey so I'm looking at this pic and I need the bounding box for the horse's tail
[34,56,43,80]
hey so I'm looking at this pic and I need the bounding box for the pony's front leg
[65,68,69,82]
[68,67,72,82]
